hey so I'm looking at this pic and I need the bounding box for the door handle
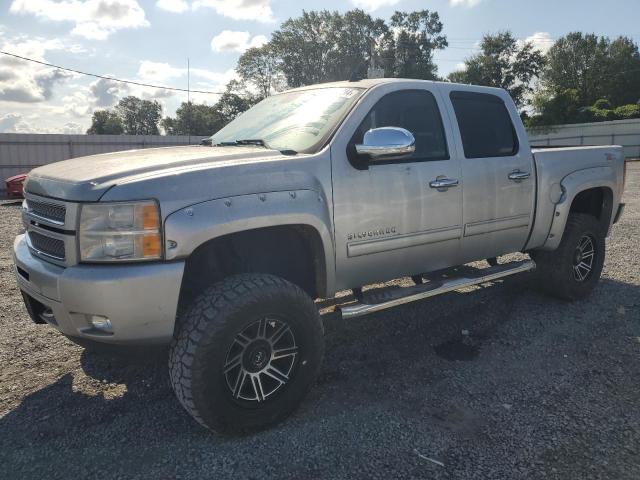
[508,170,530,182]
[429,177,459,189]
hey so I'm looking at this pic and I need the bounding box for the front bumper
[13,234,185,345]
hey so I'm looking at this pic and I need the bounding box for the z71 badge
[347,226,397,241]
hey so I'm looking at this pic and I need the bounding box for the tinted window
[450,91,518,158]
[353,90,449,161]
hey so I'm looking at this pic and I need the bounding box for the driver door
[330,84,463,291]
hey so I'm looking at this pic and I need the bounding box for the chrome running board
[339,259,536,319]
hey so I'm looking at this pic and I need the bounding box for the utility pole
[187,57,191,145]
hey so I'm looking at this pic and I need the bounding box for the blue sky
[1,0,639,133]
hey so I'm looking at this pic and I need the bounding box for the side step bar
[339,259,535,319]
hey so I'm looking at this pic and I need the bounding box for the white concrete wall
[1,134,200,193]
[528,118,640,159]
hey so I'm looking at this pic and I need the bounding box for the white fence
[528,118,640,159]
[0,133,200,194]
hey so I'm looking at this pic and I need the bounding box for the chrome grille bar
[26,199,66,225]
[27,231,66,260]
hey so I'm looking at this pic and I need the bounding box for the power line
[0,50,224,95]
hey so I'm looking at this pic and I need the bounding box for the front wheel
[531,213,606,301]
[169,274,324,433]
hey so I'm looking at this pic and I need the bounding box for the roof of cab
[283,77,506,95]
[285,78,432,92]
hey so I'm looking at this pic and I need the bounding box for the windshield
[210,87,364,153]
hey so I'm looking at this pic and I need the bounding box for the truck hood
[24,145,285,202]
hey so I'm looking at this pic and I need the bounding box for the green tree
[265,9,447,87]
[614,103,640,119]
[541,32,610,107]
[214,80,258,123]
[527,89,582,127]
[530,33,640,126]
[606,36,640,106]
[237,44,284,98]
[387,10,448,80]
[161,102,226,136]
[332,9,390,81]
[447,31,545,108]
[270,10,339,87]
[86,110,124,134]
[115,96,162,135]
[539,32,640,107]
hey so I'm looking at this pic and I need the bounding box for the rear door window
[450,91,518,158]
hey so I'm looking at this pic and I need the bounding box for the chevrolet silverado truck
[13,79,627,433]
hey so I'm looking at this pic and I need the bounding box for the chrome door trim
[463,214,530,237]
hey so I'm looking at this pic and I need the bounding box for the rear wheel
[169,274,324,433]
[531,213,605,300]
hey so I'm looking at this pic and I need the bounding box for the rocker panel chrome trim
[340,259,535,319]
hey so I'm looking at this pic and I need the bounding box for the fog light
[89,315,112,332]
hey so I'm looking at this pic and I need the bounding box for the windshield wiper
[213,139,269,147]
[236,139,269,147]
[213,138,297,155]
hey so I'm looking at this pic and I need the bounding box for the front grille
[27,200,66,224]
[28,231,65,260]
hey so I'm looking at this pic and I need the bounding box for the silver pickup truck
[13,78,627,432]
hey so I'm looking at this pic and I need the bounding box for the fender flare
[540,166,617,251]
[163,189,336,296]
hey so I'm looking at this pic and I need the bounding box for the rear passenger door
[444,89,535,263]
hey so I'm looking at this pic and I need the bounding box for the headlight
[79,201,161,262]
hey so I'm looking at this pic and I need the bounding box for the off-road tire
[531,213,605,300]
[169,274,324,433]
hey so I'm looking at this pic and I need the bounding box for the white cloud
[138,61,185,81]
[135,60,235,104]
[350,0,399,12]
[156,0,189,12]
[189,67,236,85]
[89,77,130,107]
[449,0,482,6]
[59,122,84,134]
[0,113,28,132]
[523,32,554,53]
[193,0,274,23]
[137,61,235,86]
[210,30,267,53]
[0,34,76,103]
[9,0,149,40]
[0,112,83,133]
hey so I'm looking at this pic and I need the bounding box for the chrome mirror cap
[355,127,416,160]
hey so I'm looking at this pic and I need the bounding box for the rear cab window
[449,91,518,158]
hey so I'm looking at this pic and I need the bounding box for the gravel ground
[1,165,639,480]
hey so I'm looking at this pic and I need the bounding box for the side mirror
[355,127,415,161]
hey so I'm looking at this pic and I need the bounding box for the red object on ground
[5,173,27,199]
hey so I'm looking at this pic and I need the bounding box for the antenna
[367,36,384,79]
